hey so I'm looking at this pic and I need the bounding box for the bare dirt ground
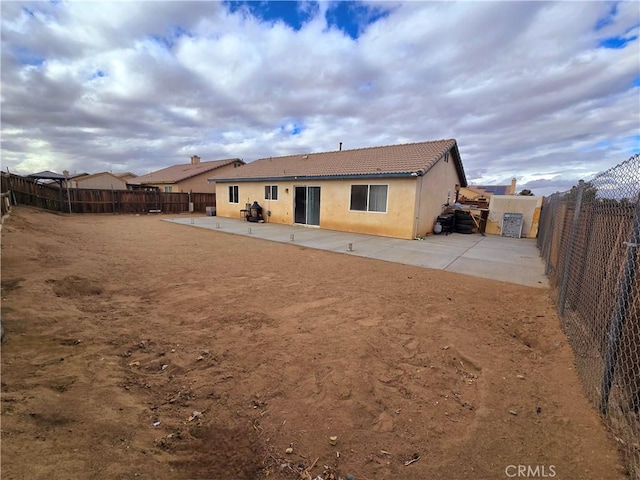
[0,206,629,480]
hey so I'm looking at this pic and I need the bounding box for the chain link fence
[537,153,640,479]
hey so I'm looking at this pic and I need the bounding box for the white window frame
[349,184,388,213]
[265,185,278,201]
[228,185,239,204]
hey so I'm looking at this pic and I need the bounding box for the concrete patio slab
[165,216,548,288]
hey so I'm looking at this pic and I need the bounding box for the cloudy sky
[1,1,638,196]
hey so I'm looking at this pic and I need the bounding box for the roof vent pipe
[339,142,342,151]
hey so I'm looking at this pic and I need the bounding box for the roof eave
[209,172,421,183]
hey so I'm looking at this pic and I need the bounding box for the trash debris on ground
[404,453,420,466]
[188,411,202,421]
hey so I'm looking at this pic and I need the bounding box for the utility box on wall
[502,213,524,238]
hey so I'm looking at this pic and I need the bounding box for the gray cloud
[1,1,638,197]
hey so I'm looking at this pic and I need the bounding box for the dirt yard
[0,206,629,480]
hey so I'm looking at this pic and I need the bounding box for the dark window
[228,185,239,203]
[265,185,278,200]
[350,184,388,212]
[350,185,368,211]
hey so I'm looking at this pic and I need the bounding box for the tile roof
[212,139,466,185]
[130,158,243,185]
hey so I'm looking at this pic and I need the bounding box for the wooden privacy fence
[1,173,216,214]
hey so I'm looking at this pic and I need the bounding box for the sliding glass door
[294,186,320,226]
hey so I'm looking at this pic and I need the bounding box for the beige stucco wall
[486,196,543,238]
[320,178,417,238]
[72,174,128,190]
[414,155,464,237]
[216,178,420,239]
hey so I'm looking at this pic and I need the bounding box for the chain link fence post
[558,180,584,316]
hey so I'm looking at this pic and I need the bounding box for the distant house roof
[114,172,137,179]
[211,140,467,185]
[129,158,244,185]
[471,185,511,195]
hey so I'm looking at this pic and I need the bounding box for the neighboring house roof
[114,172,138,179]
[129,158,244,185]
[211,139,467,185]
[471,185,511,195]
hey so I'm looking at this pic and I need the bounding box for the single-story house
[67,172,129,190]
[128,156,244,193]
[210,139,467,239]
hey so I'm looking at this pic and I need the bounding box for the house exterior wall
[216,178,420,239]
[414,154,464,236]
[72,174,128,190]
[486,195,543,238]
[319,178,417,239]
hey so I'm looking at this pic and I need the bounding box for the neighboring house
[128,156,245,193]
[459,178,517,202]
[211,139,467,240]
[68,172,128,190]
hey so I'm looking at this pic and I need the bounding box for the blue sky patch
[225,1,319,31]
[12,46,44,67]
[594,2,618,31]
[89,70,106,80]
[634,76,640,87]
[147,26,191,50]
[224,1,391,38]
[280,119,305,136]
[598,35,637,49]
[325,2,392,40]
